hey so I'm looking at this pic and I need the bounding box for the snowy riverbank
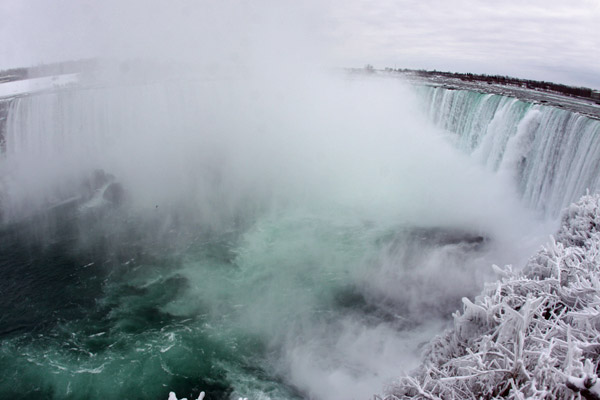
[384,192,600,399]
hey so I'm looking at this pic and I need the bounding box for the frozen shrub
[384,193,600,399]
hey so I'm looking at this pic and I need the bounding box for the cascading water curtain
[417,85,600,218]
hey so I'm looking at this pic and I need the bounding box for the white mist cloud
[0,2,587,399]
[0,0,332,74]
[0,32,552,400]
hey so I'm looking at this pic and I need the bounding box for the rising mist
[0,2,550,399]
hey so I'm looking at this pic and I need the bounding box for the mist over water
[0,2,553,399]
[0,70,548,400]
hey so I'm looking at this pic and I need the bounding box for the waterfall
[0,73,597,400]
[416,85,600,218]
[3,81,598,221]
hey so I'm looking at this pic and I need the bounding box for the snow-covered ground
[0,74,79,99]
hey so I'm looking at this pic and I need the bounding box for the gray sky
[330,0,600,88]
[1,0,599,88]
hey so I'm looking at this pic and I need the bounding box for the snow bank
[0,74,79,98]
[384,193,600,399]
[167,391,247,400]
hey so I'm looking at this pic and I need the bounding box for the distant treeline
[0,59,98,83]
[383,67,600,101]
[0,67,28,83]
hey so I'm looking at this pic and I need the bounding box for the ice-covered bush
[167,391,247,400]
[384,193,600,399]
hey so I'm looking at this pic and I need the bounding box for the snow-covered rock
[167,391,204,400]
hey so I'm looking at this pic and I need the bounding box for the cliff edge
[385,193,600,399]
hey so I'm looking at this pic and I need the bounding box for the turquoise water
[0,198,456,399]
[0,75,547,399]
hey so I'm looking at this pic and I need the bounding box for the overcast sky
[1,0,599,88]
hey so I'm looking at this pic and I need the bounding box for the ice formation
[167,194,600,399]
[383,193,600,399]
[167,391,249,400]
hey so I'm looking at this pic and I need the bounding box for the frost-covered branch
[566,375,600,400]
[385,193,600,399]
[168,391,205,400]
[167,391,247,400]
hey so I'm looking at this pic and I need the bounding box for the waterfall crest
[417,85,600,217]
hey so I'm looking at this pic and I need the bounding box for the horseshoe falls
[417,85,600,218]
[0,72,599,400]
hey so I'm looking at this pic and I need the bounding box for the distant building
[592,90,600,100]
